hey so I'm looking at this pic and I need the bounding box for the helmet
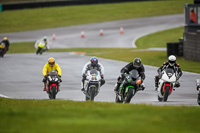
[3,37,7,41]
[168,55,176,66]
[48,57,55,66]
[90,57,98,66]
[43,36,47,42]
[133,58,142,68]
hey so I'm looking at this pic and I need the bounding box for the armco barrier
[1,0,155,11]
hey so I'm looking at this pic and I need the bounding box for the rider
[0,37,10,53]
[114,58,146,94]
[154,55,182,91]
[42,57,62,91]
[81,57,105,91]
[36,36,48,55]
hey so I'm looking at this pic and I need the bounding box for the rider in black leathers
[114,58,145,93]
[154,55,182,91]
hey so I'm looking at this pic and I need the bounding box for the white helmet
[168,55,176,66]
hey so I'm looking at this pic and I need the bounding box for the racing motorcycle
[0,43,6,57]
[115,70,142,103]
[35,40,49,55]
[157,67,179,102]
[196,79,200,105]
[83,69,101,101]
[45,70,60,99]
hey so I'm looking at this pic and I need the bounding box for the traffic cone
[100,29,104,36]
[81,31,85,38]
[120,26,124,34]
[52,33,56,40]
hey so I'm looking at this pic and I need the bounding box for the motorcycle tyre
[163,86,170,102]
[90,87,95,101]
[158,95,163,102]
[50,86,57,99]
[124,88,133,103]
[197,93,200,105]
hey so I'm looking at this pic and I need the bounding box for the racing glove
[58,75,62,82]
[42,75,47,82]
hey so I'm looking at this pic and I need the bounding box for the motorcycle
[196,79,200,105]
[35,40,49,55]
[157,67,179,102]
[45,70,60,99]
[83,69,101,101]
[0,43,6,57]
[115,70,142,103]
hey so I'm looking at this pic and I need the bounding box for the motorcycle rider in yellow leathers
[42,57,62,91]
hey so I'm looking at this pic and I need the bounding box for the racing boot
[81,80,85,91]
[154,75,159,91]
[174,81,180,88]
[43,83,46,91]
[114,83,120,94]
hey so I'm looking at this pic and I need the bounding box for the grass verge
[0,98,200,133]
[0,0,192,33]
[135,27,184,49]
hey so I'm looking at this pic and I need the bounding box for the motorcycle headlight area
[48,76,58,81]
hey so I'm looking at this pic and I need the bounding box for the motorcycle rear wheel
[158,95,163,102]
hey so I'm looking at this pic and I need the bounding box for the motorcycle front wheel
[90,87,95,101]
[163,86,170,102]
[50,86,57,99]
[197,93,200,105]
[124,88,134,103]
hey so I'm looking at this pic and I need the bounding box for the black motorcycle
[45,70,61,99]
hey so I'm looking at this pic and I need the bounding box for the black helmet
[133,58,142,68]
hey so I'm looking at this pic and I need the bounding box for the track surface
[0,14,199,106]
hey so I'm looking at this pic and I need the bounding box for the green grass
[0,0,192,33]
[136,27,185,49]
[0,98,199,133]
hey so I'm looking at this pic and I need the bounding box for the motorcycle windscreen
[165,68,175,77]
[90,69,98,75]
[129,69,139,80]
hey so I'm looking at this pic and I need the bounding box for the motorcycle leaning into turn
[115,69,144,103]
[0,43,6,57]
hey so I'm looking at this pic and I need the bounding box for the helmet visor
[133,62,141,68]
[49,62,55,66]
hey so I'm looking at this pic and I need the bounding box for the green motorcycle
[115,70,142,103]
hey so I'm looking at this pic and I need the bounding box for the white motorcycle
[83,69,101,101]
[157,67,179,102]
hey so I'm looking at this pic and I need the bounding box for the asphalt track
[0,14,200,106]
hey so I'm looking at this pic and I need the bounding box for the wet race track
[0,14,200,106]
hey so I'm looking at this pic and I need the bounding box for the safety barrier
[0,0,155,11]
